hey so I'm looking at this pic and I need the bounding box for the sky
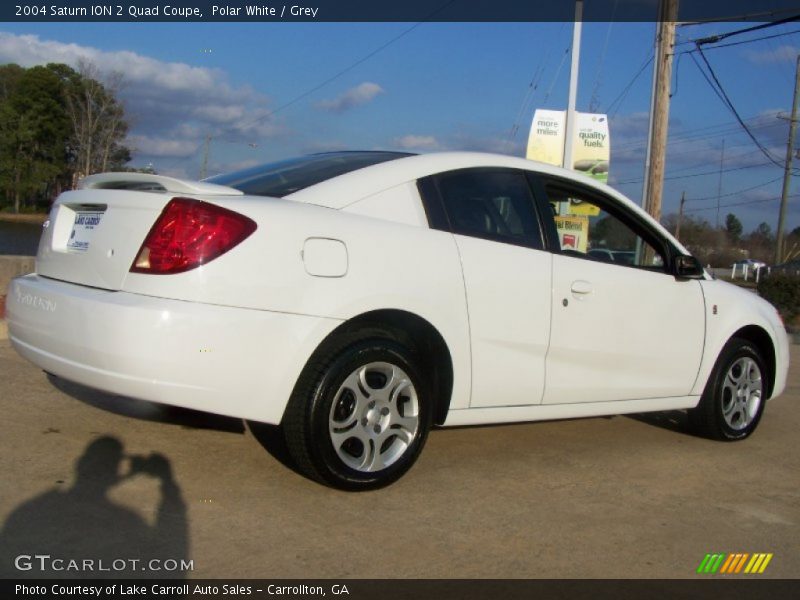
[0,18,799,232]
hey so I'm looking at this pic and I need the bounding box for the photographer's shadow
[0,436,189,579]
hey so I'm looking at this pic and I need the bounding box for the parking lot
[0,337,797,579]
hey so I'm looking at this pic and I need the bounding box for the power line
[612,119,782,153]
[614,160,772,185]
[668,147,785,177]
[767,34,798,86]
[679,8,800,27]
[605,52,653,117]
[684,192,800,213]
[542,43,572,106]
[680,28,800,52]
[692,14,800,46]
[219,0,459,139]
[684,176,784,202]
[156,1,459,173]
[507,23,564,144]
[692,44,790,170]
[231,28,423,133]
[588,1,619,112]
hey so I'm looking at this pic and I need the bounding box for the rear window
[206,151,412,197]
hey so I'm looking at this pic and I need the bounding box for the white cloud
[302,140,351,153]
[126,135,199,158]
[393,135,441,151]
[447,132,521,155]
[205,158,261,178]
[316,82,385,113]
[0,32,282,160]
[746,44,799,65]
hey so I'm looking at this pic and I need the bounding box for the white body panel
[6,151,790,432]
[8,275,339,424]
[693,279,789,400]
[343,182,428,227]
[444,395,699,427]
[544,254,706,403]
[454,235,552,407]
[80,171,243,196]
[37,190,171,290]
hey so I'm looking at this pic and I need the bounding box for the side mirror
[674,255,705,279]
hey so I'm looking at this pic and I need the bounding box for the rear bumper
[7,274,340,424]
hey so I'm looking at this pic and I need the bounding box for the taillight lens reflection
[131,197,256,274]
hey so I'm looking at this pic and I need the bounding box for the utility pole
[560,0,583,216]
[776,54,800,264]
[641,0,679,222]
[200,134,211,179]
[676,190,685,241]
[716,138,725,229]
[563,0,583,173]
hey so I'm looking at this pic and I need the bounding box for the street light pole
[563,0,583,174]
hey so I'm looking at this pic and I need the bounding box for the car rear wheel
[283,337,433,490]
[688,338,767,441]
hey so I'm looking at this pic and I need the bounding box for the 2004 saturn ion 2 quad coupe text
[7,151,790,490]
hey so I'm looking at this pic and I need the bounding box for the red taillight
[131,197,257,274]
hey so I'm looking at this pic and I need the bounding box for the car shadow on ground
[626,410,693,435]
[47,374,245,434]
[246,421,302,475]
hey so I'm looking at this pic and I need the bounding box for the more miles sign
[526,108,610,187]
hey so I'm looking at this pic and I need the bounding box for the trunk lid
[36,174,242,291]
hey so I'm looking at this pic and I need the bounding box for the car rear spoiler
[78,172,244,196]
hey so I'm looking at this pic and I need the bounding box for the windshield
[206,151,413,197]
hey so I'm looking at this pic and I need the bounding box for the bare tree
[65,60,129,184]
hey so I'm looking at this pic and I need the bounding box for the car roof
[282,150,691,257]
[286,151,607,208]
[206,151,414,198]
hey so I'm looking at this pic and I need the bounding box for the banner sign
[572,112,610,186]
[527,109,609,217]
[527,110,610,184]
[525,109,565,167]
[554,215,589,253]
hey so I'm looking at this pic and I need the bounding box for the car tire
[283,337,433,490]
[688,337,767,441]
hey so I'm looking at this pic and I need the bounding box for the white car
[7,151,790,490]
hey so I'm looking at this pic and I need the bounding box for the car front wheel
[689,337,767,441]
[283,338,433,490]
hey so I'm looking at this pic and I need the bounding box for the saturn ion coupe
[7,151,789,490]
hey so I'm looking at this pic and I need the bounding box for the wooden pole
[775,54,800,264]
[642,0,679,223]
[716,138,724,229]
[676,191,685,241]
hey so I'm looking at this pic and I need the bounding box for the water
[0,221,43,256]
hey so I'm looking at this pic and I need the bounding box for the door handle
[570,280,593,296]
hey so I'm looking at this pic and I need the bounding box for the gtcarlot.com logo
[697,553,773,575]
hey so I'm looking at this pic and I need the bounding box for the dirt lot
[0,338,797,579]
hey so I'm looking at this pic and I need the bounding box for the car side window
[544,182,667,272]
[432,169,544,249]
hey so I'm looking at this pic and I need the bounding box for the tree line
[0,61,132,213]
[663,212,800,267]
